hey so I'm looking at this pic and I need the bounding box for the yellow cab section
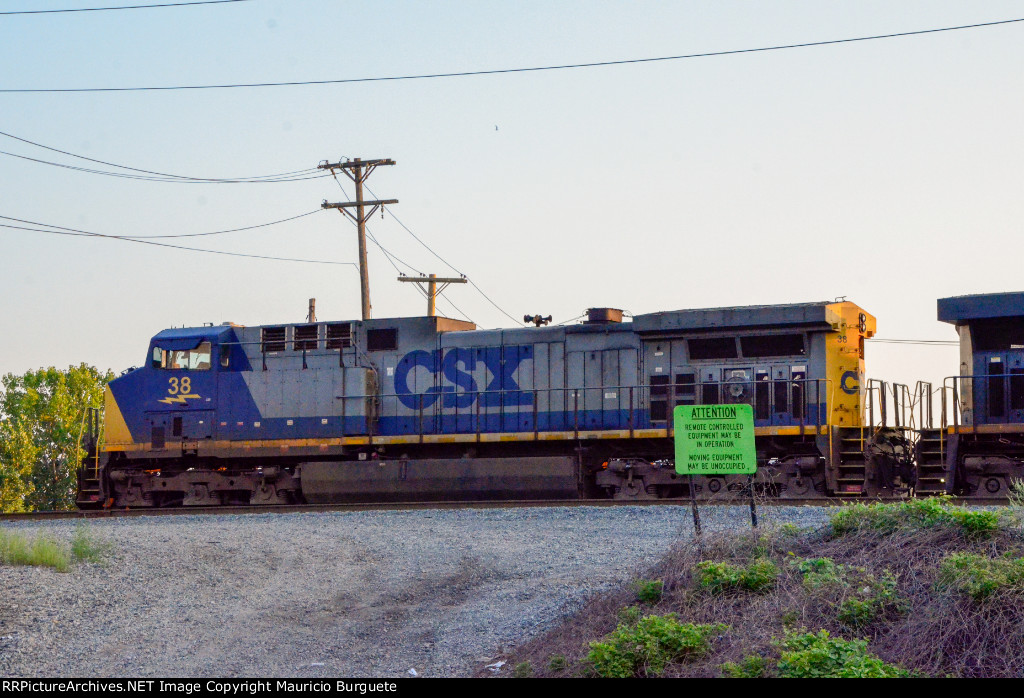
[824,301,876,427]
[102,385,134,450]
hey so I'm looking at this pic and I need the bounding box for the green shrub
[793,557,845,590]
[70,525,110,563]
[938,552,1024,600]
[695,559,778,593]
[617,605,642,625]
[721,654,770,678]
[830,498,1000,537]
[0,529,71,572]
[836,577,901,630]
[634,578,664,604]
[776,630,910,678]
[548,654,567,672]
[587,614,727,678]
[512,661,532,678]
[791,558,906,628]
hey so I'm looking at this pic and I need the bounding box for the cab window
[153,341,213,370]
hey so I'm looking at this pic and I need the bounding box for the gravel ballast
[0,505,830,677]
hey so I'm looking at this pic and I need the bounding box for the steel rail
[1,496,1010,522]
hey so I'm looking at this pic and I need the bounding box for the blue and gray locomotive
[915,292,1024,498]
[77,299,896,508]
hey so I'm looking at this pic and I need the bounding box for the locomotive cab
[937,293,1024,496]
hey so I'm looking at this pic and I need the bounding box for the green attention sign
[674,404,757,475]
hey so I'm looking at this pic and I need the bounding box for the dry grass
[498,503,1024,678]
[0,528,71,572]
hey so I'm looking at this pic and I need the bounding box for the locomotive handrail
[940,372,1024,433]
[912,381,934,430]
[338,378,834,443]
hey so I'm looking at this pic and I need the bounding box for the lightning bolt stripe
[158,393,202,405]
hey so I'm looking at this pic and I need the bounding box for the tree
[0,364,114,512]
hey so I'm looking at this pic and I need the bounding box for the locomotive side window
[739,334,805,357]
[755,369,770,419]
[156,342,212,370]
[649,375,670,421]
[972,319,1024,351]
[367,328,398,352]
[688,337,737,360]
[674,373,696,406]
[989,357,1005,419]
[791,366,806,419]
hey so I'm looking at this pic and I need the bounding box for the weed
[836,573,904,629]
[633,578,664,604]
[791,556,906,628]
[0,529,71,572]
[776,629,910,678]
[617,606,642,625]
[1006,480,1024,527]
[780,610,800,627]
[547,654,567,672]
[793,557,845,590]
[695,558,778,593]
[587,614,727,678]
[512,661,532,678]
[70,525,110,563]
[938,552,1024,601]
[830,498,1000,537]
[721,653,771,678]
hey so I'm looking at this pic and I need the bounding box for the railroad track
[0,496,1011,522]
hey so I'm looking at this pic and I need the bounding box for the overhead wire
[2,17,1021,92]
[867,338,959,346]
[0,0,252,15]
[0,129,323,182]
[0,149,329,183]
[0,214,355,266]
[111,209,322,238]
[328,172,423,275]
[325,172,476,325]
[363,183,524,326]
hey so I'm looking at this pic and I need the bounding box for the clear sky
[2,0,1022,408]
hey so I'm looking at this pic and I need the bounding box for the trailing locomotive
[915,292,1024,498]
[77,299,904,508]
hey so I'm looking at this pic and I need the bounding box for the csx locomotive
[78,298,908,508]
[915,292,1024,498]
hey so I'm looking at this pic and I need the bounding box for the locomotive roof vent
[585,308,623,324]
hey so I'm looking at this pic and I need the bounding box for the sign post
[674,404,759,532]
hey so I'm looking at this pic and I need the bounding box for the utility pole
[398,274,467,317]
[319,158,397,321]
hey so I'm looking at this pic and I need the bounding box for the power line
[366,190,525,326]
[332,172,476,325]
[330,172,421,275]
[3,17,1021,93]
[104,209,323,238]
[0,148,329,184]
[867,338,958,346]
[0,128,323,182]
[0,214,355,266]
[0,0,252,15]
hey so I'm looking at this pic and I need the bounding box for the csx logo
[840,370,860,395]
[394,348,533,409]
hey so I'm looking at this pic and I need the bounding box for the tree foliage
[0,364,113,512]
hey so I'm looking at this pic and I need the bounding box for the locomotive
[77,298,912,509]
[914,292,1024,498]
